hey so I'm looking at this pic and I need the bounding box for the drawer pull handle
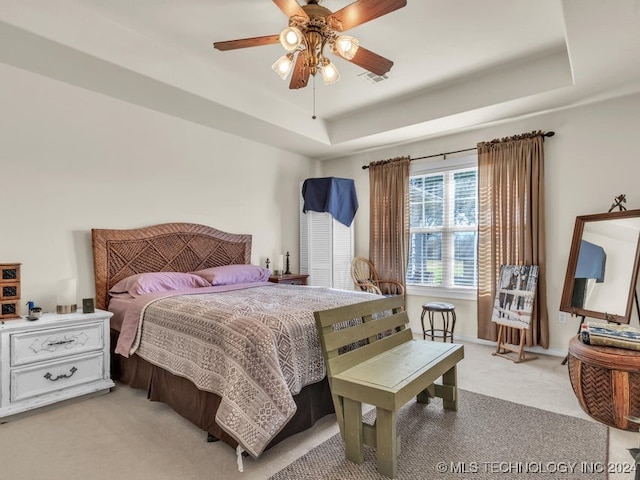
[44,366,77,382]
[46,339,75,347]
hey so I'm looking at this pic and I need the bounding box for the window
[407,156,478,296]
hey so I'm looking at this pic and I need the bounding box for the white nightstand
[0,309,114,420]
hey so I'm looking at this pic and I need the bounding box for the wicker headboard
[92,223,252,310]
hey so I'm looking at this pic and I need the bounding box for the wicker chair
[350,256,405,296]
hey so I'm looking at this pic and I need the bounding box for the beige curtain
[477,131,549,348]
[368,157,410,292]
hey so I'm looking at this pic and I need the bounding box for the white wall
[0,63,315,313]
[320,93,640,353]
[4,57,640,354]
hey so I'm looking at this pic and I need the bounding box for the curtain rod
[361,131,556,170]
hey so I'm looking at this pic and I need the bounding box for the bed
[91,222,374,461]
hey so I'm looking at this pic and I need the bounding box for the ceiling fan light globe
[279,27,303,52]
[321,61,340,85]
[334,35,359,60]
[272,54,294,80]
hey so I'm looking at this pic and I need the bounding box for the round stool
[421,302,456,342]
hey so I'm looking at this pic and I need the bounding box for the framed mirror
[560,209,640,324]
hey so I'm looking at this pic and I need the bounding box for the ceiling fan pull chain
[312,75,317,120]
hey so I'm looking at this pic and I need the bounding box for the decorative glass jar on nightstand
[0,309,114,420]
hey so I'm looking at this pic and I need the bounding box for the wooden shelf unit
[0,264,21,320]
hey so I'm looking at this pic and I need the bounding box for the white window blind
[407,156,478,293]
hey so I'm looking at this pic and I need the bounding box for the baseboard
[411,329,567,358]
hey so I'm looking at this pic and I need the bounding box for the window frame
[406,154,478,300]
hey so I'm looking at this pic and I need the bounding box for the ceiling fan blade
[289,53,310,89]
[346,46,394,76]
[213,35,280,51]
[272,0,308,19]
[328,0,407,31]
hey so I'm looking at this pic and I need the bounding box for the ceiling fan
[213,0,407,90]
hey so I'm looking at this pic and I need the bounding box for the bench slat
[322,311,409,353]
[314,295,404,328]
[327,329,413,376]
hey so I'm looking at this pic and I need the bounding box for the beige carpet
[269,390,608,480]
[0,342,635,480]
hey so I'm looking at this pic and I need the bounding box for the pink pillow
[109,272,211,297]
[192,264,270,286]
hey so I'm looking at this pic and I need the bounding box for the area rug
[269,390,608,479]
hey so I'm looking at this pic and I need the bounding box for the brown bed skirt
[110,330,335,452]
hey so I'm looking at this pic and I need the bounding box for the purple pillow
[192,264,270,286]
[109,272,211,298]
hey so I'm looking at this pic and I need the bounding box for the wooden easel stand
[492,323,538,363]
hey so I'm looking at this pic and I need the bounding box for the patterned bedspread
[129,284,377,457]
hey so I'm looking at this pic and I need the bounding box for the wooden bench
[314,295,464,478]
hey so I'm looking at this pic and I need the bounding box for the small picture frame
[82,298,95,313]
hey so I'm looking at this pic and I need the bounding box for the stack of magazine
[583,322,640,351]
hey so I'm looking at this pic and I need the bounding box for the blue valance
[302,177,358,227]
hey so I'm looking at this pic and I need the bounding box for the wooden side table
[567,335,640,430]
[268,274,309,286]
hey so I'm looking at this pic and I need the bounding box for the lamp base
[56,304,77,314]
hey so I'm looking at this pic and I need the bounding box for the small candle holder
[56,305,77,314]
[56,278,77,314]
[285,251,291,275]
